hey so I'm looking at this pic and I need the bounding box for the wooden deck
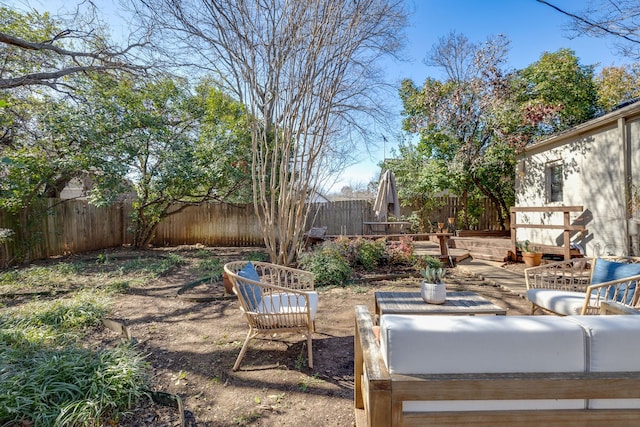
[451,237,583,262]
[413,239,469,264]
[451,237,512,262]
[325,233,582,263]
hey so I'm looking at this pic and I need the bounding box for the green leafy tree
[0,89,116,261]
[387,132,457,229]
[595,64,640,112]
[84,76,252,247]
[1,71,252,257]
[0,5,147,261]
[514,48,598,137]
[398,32,515,229]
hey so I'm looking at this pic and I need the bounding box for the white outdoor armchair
[525,256,640,315]
[223,260,318,370]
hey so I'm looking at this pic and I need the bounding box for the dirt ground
[89,246,532,426]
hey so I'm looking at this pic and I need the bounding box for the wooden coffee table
[374,290,507,319]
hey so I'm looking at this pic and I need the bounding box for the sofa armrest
[525,257,592,291]
[354,305,390,427]
[583,274,640,314]
[600,300,640,315]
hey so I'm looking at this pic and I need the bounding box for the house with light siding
[516,99,640,257]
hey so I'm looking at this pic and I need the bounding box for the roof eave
[523,100,640,154]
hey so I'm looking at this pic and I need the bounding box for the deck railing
[510,206,586,260]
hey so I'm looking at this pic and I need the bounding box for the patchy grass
[194,256,224,279]
[0,254,171,426]
[0,252,186,296]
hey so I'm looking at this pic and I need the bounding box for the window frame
[546,160,564,203]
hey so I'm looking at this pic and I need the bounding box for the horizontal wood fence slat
[0,197,501,266]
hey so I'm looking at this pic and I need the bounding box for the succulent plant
[516,240,540,253]
[420,267,446,283]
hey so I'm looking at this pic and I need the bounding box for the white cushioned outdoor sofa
[354,305,640,427]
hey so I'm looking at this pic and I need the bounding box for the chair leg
[233,329,256,371]
[306,332,313,369]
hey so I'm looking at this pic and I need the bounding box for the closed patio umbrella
[373,169,400,221]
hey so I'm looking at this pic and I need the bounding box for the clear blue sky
[31,0,626,192]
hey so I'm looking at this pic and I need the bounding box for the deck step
[468,249,509,262]
[452,237,511,262]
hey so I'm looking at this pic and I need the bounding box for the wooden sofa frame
[354,305,640,427]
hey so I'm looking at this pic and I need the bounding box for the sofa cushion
[567,315,640,409]
[527,289,595,315]
[404,399,585,413]
[379,315,587,375]
[258,291,318,320]
[567,315,640,371]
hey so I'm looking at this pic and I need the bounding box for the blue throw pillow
[592,258,640,304]
[237,261,262,311]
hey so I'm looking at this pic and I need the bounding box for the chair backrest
[235,261,263,311]
[223,261,315,313]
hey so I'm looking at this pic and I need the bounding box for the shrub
[118,254,185,278]
[355,238,387,270]
[386,236,415,265]
[0,344,150,426]
[0,292,150,425]
[196,257,223,279]
[247,251,269,262]
[332,235,358,265]
[414,255,444,273]
[298,242,351,287]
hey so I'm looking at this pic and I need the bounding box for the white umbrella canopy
[373,170,400,221]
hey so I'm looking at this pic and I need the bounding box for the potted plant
[517,240,543,267]
[419,256,447,304]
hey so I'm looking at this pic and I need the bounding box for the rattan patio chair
[525,256,640,315]
[223,260,318,370]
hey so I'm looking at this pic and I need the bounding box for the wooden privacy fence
[154,199,376,245]
[0,197,502,265]
[0,200,130,266]
[154,202,264,246]
[417,196,502,231]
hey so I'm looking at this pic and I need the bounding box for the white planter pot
[421,281,446,304]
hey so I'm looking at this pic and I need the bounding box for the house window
[547,162,563,203]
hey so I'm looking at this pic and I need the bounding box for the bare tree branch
[0,30,141,62]
[538,0,640,60]
[0,66,115,89]
[0,5,150,91]
[132,0,407,264]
